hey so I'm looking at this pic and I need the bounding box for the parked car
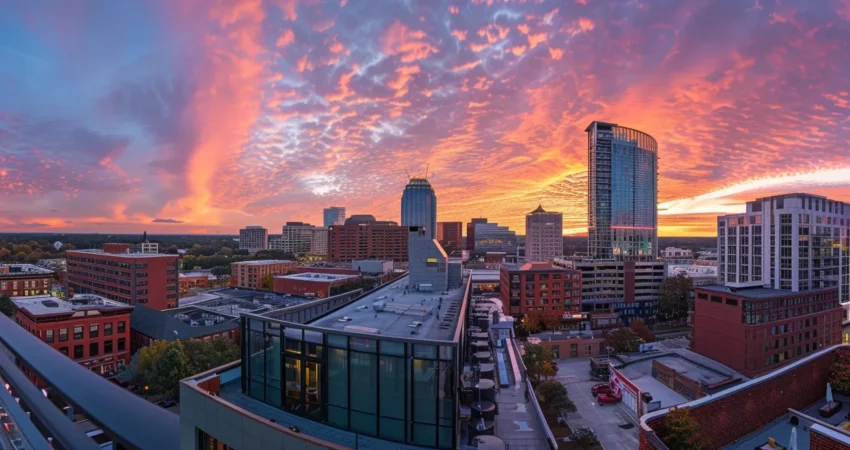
[597,392,622,405]
[591,383,612,396]
[157,399,178,408]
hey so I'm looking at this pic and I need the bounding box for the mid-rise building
[239,226,269,253]
[717,193,850,319]
[473,221,518,254]
[0,264,53,297]
[310,226,328,256]
[134,241,159,254]
[554,258,665,325]
[661,246,693,263]
[692,284,842,378]
[525,205,563,262]
[178,271,216,294]
[13,294,133,376]
[401,177,438,239]
[500,262,582,318]
[466,218,487,251]
[273,272,360,298]
[328,215,408,262]
[230,260,297,289]
[273,222,315,254]
[66,245,180,310]
[586,121,658,260]
[408,225,459,292]
[437,221,463,253]
[323,206,346,228]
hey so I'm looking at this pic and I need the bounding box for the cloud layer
[2,0,850,236]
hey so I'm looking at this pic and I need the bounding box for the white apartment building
[525,205,563,262]
[717,193,850,318]
[278,222,315,254]
[310,227,328,256]
[239,226,268,253]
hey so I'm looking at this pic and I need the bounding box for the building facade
[272,272,360,298]
[408,226,449,292]
[473,222,517,254]
[310,227,328,256]
[466,218,487,252]
[323,206,346,228]
[0,264,53,297]
[327,215,408,262]
[717,193,850,318]
[554,258,665,325]
[178,272,215,294]
[231,260,297,289]
[661,247,693,264]
[586,121,658,260]
[66,246,180,310]
[525,205,563,262]
[692,284,842,377]
[239,226,269,253]
[500,262,582,318]
[275,222,314,254]
[436,222,463,253]
[401,178,438,239]
[13,294,133,376]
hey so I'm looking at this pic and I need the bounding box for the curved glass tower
[401,178,437,239]
[586,121,658,260]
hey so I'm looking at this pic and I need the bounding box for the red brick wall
[499,266,581,317]
[811,428,850,450]
[0,274,52,297]
[295,267,359,276]
[272,276,359,298]
[643,348,837,449]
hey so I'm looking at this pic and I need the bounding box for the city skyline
[3,0,850,236]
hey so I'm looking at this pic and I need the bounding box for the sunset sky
[2,0,850,236]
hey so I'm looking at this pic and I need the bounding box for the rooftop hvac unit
[190,320,199,327]
[204,320,214,327]
[338,316,353,322]
[373,300,386,312]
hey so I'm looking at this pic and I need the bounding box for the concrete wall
[408,227,448,292]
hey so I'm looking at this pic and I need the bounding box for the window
[59,328,67,342]
[89,324,99,339]
[104,323,113,336]
[89,342,99,357]
[725,298,738,306]
[104,340,113,354]
[710,296,722,303]
[197,429,234,450]
[74,326,83,340]
[59,347,68,356]
[45,330,54,343]
[74,345,83,359]
[117,321,126,333]
[117,338,126,352]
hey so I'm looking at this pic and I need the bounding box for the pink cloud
[276,29,295,47]
[381,20,438,63]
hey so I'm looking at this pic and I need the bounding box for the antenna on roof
[404,168,411,179]
[424,163,429,179]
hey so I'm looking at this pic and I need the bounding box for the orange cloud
[549,47,564,60]
[276,29,295,47]
[527,32,546,48]
[567,17,595,35]
[296,54,314,72]
[449,5,459,14]
[388,65,420,98]
[451,29,467,41]
[511,45,527,56]
[381,20,438,63]
[276,0,298,21]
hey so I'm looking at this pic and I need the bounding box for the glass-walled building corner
[240,281,469,449]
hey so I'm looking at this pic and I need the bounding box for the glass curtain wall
[242,317,457,449]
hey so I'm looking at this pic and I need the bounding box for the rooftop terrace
[0,264,54,276]
[309,275,466,341]
[12,294,131,316]
[275,272,359,281]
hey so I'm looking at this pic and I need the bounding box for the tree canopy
[535,380,576,417]
[131,338,240,399]
[662,406,703,450]
[659,273,693,319]
[522,343,556,386]
[629,320,655,343]
[604,327,642,353]
[830,348,850,393]
[0,294,15,317]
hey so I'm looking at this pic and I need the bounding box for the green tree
[148,343,190,399]
[12,244,32,255]
[522,344,556,386]
[523,312,543,335]
[217,247,233,256]
[138,340,169,374]
[571,427,599,449]
[830,348,850,392]
[0,294,16,317]
[0,248,11,261]
[261,274,274,291]
[535,380,576,417]
[629,320,656,343]
[604,327,641,353]
[540,361,558,381]
[662,406,703,450]
[659,273,693,319]
[210,265,231,277]
[181,255,197,271]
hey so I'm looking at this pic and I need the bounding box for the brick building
[178,271,216,294]
[436,221,463,253]
[692,284,842,377]
[529,332,605,359]
[0,264,54,297]
[466,218,487,252]
[66,245,180,310]
[500,262,582,318]
[230,260,297,289]
[130,304,239,352]
[272,272,361,298]
[327,215,408,262]
[13,294,133,377]
[640,346,850,450]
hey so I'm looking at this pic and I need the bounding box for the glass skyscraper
[586,121,658,260]
[323,206,346,228]
[401,178,437,239]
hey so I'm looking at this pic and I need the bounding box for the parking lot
[554,358,640,450]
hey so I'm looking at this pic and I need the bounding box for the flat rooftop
[309,275,466,341]
[275,272,359,282]
[188,288,312,316]
[131,304,238,341]
[232,259,295,266]
[697,284,835,299]
[68,249,176,259]
[12,294,130,316]
[179,271,217,279]
[0,264,54,276]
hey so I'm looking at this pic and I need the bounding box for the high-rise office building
[323,206,346,228]
[310,226,328,256]
[717,193,850,318]
[279,222,315,254]
[473,222,518,254]
[586,121,658,260]
[328,215,409,262]
[466,218,488,252]
[525,205,563,262]
[401,178,437,239]
[239,226,268,253]
[437,221,463,253]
